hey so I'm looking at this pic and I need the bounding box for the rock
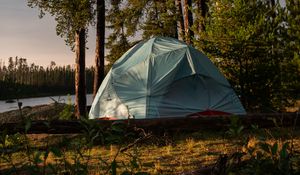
[5,99,16,103]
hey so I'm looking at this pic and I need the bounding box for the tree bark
[93,0,106,98]
[197,0,208,33]
[75,28,87,118]
[183,0,194,44]
[176,0,185,40]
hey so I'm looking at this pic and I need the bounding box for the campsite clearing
[1,127,300,174]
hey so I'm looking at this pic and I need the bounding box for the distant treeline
[0,57,94,100]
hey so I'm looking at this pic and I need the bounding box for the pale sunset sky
[0,0,97,67]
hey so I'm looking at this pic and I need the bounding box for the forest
[0,57,94,100]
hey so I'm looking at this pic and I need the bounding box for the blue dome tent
[89,37,246,119]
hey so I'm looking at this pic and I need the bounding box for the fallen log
[0,113,298,134]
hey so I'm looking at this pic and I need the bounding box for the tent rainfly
[89,37,246,119]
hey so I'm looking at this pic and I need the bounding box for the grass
[1,127,300,174]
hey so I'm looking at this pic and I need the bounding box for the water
[0,94,94,113]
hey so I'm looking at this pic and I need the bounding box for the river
[0,94,94,113]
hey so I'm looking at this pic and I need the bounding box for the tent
[89,37,246,119]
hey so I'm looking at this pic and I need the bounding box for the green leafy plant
[0,117,153,175]
[59,95,74,120]
[226,116,244,138]
[219,115,300,175]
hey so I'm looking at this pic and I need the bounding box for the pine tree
[285,0,300,98]
[28,0,94,118]
[141,0,178,39]
[106,0,131,66]
[194,0,300,112]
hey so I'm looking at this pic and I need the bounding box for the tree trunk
[176,0,185,40]
[75,28,87,118]
[197,0,208,33]
[93,0,105,98]
[183,0,194,44]
[238,58,247,109]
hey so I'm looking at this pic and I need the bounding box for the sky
[0,0,96,67]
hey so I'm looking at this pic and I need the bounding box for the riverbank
[0,103,66,123]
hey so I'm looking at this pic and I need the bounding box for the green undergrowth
[0,115,300,174]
